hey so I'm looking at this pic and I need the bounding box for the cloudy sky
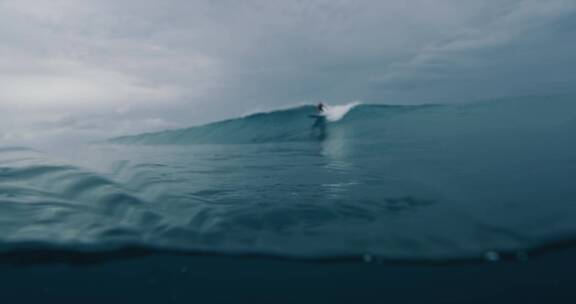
[1,0,575,143]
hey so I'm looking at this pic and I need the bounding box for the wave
[112,95,576,146]
[2,95,576,263]
[110,102,427,145]
[0,147,162,248]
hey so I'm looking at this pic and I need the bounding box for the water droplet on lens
[363,254,373,263]
[515,251,529,261]
[484,251,500,262]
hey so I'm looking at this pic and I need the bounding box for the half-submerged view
[1,1,576,303]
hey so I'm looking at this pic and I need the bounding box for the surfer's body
[317,102,326,113]
[308,103,327,119]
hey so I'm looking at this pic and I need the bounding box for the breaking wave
[1,96,576,262]
[110,102,420,145]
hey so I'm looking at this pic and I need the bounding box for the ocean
[1,95,576,303]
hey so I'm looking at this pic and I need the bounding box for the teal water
[1,96,576,261]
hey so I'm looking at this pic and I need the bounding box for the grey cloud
[0,0,574,143]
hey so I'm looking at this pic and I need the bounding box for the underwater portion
[1,96,576,261]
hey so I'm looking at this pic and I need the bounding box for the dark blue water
[1,96,576,262]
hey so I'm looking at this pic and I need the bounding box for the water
[1,95,576,261]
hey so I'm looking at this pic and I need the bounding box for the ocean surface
[1,95,576,263]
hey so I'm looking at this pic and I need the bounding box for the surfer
[317,102,326,113]
[308,102,327,119]
[312,104,327,140]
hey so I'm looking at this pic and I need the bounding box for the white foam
[323,102,361,122]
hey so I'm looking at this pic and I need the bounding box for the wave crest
[110,102,421,145]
